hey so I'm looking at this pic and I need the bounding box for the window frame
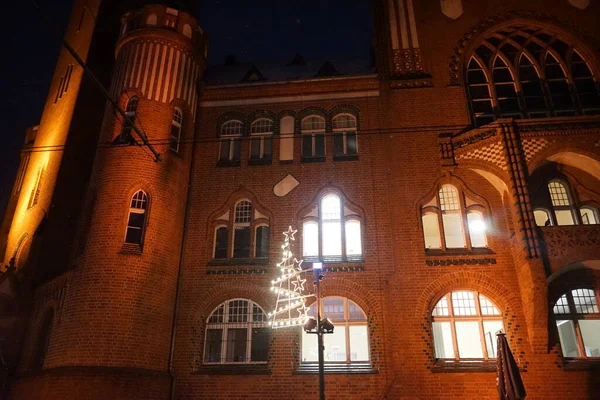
[301,115,326,161]
[301,296,370,365]
[124,190,148,246]
[552,288,600,360]
[431,291,504,361]
[119,96,138,142]
[548,180,577,225]
[249,118,274,163]
[170,107,183,154]
[218,120,243,164]
[302,192,363,262]
[421,184,490,253]
[332,113,358,159]
[203,298,269,365]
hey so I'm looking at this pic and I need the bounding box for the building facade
[1,0,600,399]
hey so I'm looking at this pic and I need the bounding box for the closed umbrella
[497,332,526,400]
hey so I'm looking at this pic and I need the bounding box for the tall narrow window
[255,225,270,258]
[301,115,326,160]
[519,54,548,117]
[545,53,575,116]
[571,52,600,115]
[204,299,269,364]
[214,226,229,259]
[332,114,358,158]
[219,120,243,164]
[119,97,138,142]
[467,58,494,126]
[125,190,148,245]
[553,288,600,358]
[432,291,503,360]
[170,108,183,153]
[548,181,575,225]
[421,184,489,251]
[233,201,252,258]
[249,119,273,163]
[301,297,369,364]
[492,56,521,118]
[31,310,54,371]
[27,167,44,210]
[302,192,363,261]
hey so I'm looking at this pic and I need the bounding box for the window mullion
[573,320,587,359]
[438,209,448,251]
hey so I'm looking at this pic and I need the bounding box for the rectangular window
[579,320,600,357]
[314,134,325,157]
[214,227,228,259]
[250,137,261,159]
[220,138,241,162]
[125,212,145,244]
[455,321,483,358]
[334,133,344,156]
[251,327,269,361]
[169,125,180,153]
[432,321,455,358]
[555,209,575,226]
[302,135,313,157]
[346,132,357,155]
[226,328,247,362]
[556,320,581,357]
[233,226,250,258]
[220,140,231,161]
[255,226,270,258]
[204,329,222,362]
[483,320,503,358]
[303,222,319,257]
[323,326,347,362]
[442,213,466,248]
[422,213,442,249]
[349,326,369,361]
[322,221,342,257]
[263,137,272,159]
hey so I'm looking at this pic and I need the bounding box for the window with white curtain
[301,115,326,159]
[249,118,273,162]
[302,192,363,261]
[219,120,243,163]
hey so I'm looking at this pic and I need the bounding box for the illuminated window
[421,184,489,251]
[301,297,369,364]
[580,206,599,225]
[432,291,503,360]
[553,288,600,358]
[204,299,269,364]
[219,120,243,164]
[548,181,575,226]
[301,115,326,160]
[212,199,269,262]
[125,190,148,245]
[170,108,183,153]
[533,208,552,227]
[302,193,363,261]
[466,26,600,126]
[332,114,358,158]
[249,119,273,162]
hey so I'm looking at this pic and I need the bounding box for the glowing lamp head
[468,219,486,233]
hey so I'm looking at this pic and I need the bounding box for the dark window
[233,227,250,258]
[31,310,54,371]
[118,97,138,143]
[214,227,229,259]
[170,108,182,153]
[125,190,148,245]
[255,226,270,258]
[204,329,223,363]
[251,327,269,361]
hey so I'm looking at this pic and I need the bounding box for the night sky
[0,0,372,216]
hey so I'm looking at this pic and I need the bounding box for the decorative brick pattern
[456,141,507,170]
[522,137,554,162]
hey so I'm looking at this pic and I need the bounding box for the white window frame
[232,200,252,258]
[332,113,358,156]
[301,296,370,364]
[204,299,269,364]
[219,120,243,162]
[249,118,273,160]
[125,190,148,244]
[548,180,576,225]
[254,223,270,258]
[301,115,326,158]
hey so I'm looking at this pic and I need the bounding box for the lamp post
[303,262,334,400]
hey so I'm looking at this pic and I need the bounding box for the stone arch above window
[465,24,600,126]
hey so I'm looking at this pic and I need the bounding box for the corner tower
[12,5,207,399]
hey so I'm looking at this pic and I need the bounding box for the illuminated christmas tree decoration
[270,226,315,329]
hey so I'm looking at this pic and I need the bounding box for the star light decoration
[269,226,315,329]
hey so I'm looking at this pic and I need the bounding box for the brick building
[1,0,599,399]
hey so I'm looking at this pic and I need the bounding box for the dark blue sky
[0,0,372,213]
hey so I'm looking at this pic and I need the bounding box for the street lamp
[303,262,333,400]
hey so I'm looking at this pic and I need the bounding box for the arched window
[125,190,148,245]
[553,288,600,358]
[301,115,326,160]
[118,96,138,142]
[249,119,273,163]
[548,180,575,225]
[170,108,183,153]
[219,120,243,164]
[302,193,363,261]
[301,297,369,364]
[579,206,599,225]
[31,309,54,371]
[212,199,269,262]
[182,23,192,39]
[332,114,358,158]
[420,184,489,251]
[432,291,503,360]
[204,299,269,363]
[466,26,600,126]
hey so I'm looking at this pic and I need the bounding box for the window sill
[194,364,270,375]
[216,160,241,167]
[304,256,365,264]
[294,363,377,375]
[431,359,497,373]
[208,258,269,266]
[301,156,326,163]
[119,243,142,255]
[562,358,600,371]
[425,248,495,256]
[333,154,359,162]
[248,158,272,166]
